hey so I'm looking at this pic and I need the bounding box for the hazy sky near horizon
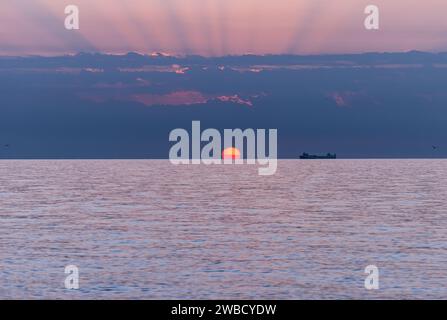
[1,0,447,56]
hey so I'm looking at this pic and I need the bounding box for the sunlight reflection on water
[0,160,446,299]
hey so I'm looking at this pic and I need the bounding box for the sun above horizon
[222,147,241,160]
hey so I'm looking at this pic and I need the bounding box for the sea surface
[0,160,447,299]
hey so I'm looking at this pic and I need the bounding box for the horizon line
[1,157,447,160]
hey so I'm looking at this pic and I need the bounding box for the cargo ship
[299,153,337,159]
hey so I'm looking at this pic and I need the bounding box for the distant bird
[432,145,439,150]
[3,144,9,148]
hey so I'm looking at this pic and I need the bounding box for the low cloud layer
[1,52,447,158]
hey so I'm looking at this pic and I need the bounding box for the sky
[1,0,447,56]
[1,1,447,159]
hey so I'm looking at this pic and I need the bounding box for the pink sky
[1,0,447,56]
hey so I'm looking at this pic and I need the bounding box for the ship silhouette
[300,153,337,159]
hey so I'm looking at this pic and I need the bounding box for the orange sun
[222,147,241,160]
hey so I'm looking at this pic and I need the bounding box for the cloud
[132,91,208,106]
[216,95,253,107]
[118,64,190,74]
[329,91,363,107]
[81,90,261,107]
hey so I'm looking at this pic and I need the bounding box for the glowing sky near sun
[1,0,447,56]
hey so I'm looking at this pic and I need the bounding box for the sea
[0,160,446,299]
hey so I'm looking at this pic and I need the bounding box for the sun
[222,147,241,160]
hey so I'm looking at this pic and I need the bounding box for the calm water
[0,160,447,299]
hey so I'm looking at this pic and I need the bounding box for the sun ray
[20,0,97,54]
[158,0,192,55]
[304,1,359,54]
[216,0,229,56]
[285,0,324,54]
[115,1,158,53]
[74,0,134,53]
[3,0,447,56]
